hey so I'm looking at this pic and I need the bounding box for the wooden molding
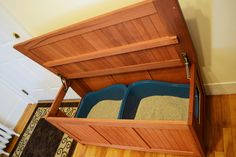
[188,125,205,157]
[188,64,196,125]
[43,36,178,67]
[65,59,183,79]
[38,99,80,103]
[46,117,187,129]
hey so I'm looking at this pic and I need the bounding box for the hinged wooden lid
[14,0,197,96]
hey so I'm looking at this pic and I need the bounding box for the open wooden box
[14,0,206,156]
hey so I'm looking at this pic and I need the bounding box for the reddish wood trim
[188,64,196,125]
[43,36,178,67]
[46,117,187,129]
[38,99,80,103]
[66,60,183,79]
[188,125,205,157]
[192,71,206,155]
[197,67,206,96]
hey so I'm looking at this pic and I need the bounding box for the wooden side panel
[149,67,189,84]
[92,126,149,148]
[62,124,110,144]
[188,64,196,124]
[80,76,116,91]
[191,68,206,155]
[112,71,152,85]
[186,64,205,156]
[70,67,189,94]
[46,118,204,156]
[135,128,198,154]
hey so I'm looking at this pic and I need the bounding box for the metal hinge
[181,53,190,79]
[59,75,69,91]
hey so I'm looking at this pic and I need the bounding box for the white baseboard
[204,81,236,95]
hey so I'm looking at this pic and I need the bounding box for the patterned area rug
[10,102,79,157]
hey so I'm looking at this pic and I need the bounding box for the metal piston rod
[182,53,190,79]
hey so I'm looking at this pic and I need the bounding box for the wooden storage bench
[14,0,206,156]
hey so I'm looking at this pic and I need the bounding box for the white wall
[0,81,28,128]
[179,0,236,95]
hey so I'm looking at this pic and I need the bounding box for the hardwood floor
[7,95,236,157]
[205,95,236,157]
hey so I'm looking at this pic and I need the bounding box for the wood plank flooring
[7,95,236,157]
[205,95,236,157]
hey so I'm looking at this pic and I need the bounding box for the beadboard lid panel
[14,0,197,96]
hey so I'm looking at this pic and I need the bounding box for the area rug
[10,102,79,157]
